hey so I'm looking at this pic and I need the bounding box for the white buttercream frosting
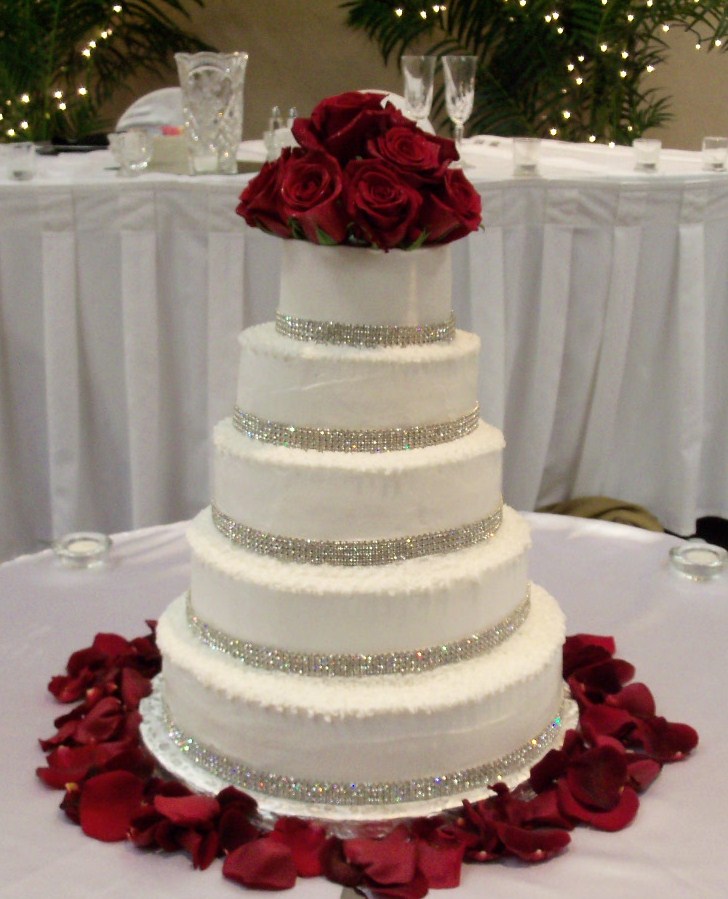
[278,241,452,326]
[212,417,503,541]
[236,325,480,430]
[153,239,569,820]
[157,585,565,784]
[188,505,531,654]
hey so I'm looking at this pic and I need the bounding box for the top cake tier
[278,241,452,328]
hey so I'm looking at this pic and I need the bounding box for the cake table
[1,514,723,898]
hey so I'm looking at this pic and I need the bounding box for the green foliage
[342,0,728,143]
[0,0,212,142]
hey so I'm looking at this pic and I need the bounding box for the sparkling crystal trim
[232,405,480,453]
[211,502,503,566]
[275,312,456,347]
[162,698,567,807]
[185,588,531,677]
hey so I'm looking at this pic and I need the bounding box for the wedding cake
[149,92,571,827]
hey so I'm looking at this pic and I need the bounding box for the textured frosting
[188,505,531,654]
[212,418,503,541]
[153,239,569,821]
[278,242,452,326]
[236,325,480,430]
[157,585,565,785]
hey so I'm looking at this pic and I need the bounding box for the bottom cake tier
[150,585,570,826]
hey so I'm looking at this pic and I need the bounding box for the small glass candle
[669,541,727,581]
[702,136,728,172]
[632,138,661,172]
[108,130,152,176]
[512,137,541,176]
[6,142,37,181]
[52,532,112,568]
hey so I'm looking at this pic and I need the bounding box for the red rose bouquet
[236,91,482,250]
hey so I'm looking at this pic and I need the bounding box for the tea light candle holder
[669,540,727,581]
[632,138,661,172]
[512,137,541,176]
[52,532,112,568]
[701,136,728,172]
[6,142,37,181]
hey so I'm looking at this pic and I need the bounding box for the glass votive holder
[6,141,37,181]
[513,137,541,176]
[701,136,728,171]
[632,138,661,172]
[52,532,112,568]
[108,129,153,176]
[669,540,727,581]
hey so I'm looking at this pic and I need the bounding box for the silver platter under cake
[140,678,578,839]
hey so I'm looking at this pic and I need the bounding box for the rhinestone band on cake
[275,312,456,347]
[185,588,531,677]
[211,502,503,566]
[161,694,566,807]
[232,405,481,453]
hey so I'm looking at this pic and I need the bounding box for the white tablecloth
[2,140,727,561]
[1,513,725,898]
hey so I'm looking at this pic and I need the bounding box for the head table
[1,139,727,563]
[0,512,725,898]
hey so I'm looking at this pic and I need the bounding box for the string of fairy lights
[3,1,724,142]
[2,4,122,139]
[393,1,725,143]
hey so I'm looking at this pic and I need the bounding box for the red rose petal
[120,667,152,709]
[607,682,656,716]
[627,756,663,792]
[79,770,145,841]
[153,793,220,826]
[496,821,571,861]
[416,838,465,888]
[566,745,628,810]
[557,780,640,831]
[634,716,699,762]
[580,703,638,743]
[345,825,417,885]
[92,632,133,658]
[320,836,364,888]
[519,787,575,830]
[216,785,258,816]
[270,817,327,877]
[218,807,261,852]
[178,828,220,870]
[223,837,298,890]
[365,869,429,899]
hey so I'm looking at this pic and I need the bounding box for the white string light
[390,2,725,144]
[3,0,125,140]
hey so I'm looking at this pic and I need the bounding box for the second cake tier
[188,504,531,657]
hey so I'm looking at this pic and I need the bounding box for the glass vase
[175,51,248,175]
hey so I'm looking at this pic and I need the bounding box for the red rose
[280,149,348,244]
[367,126,458,184]
[293,91,409,162]
[345,159,423,250]
[420,167,482,244]
[236,158,290,239]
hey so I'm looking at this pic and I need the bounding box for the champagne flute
[442,55,477,160]
[401,55,436,127]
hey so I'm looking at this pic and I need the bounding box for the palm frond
[0,0,212,141]
[342,0,728,143]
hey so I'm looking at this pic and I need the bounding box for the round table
[0,512,724,897]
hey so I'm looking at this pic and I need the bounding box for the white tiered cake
[150,240,571,828]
